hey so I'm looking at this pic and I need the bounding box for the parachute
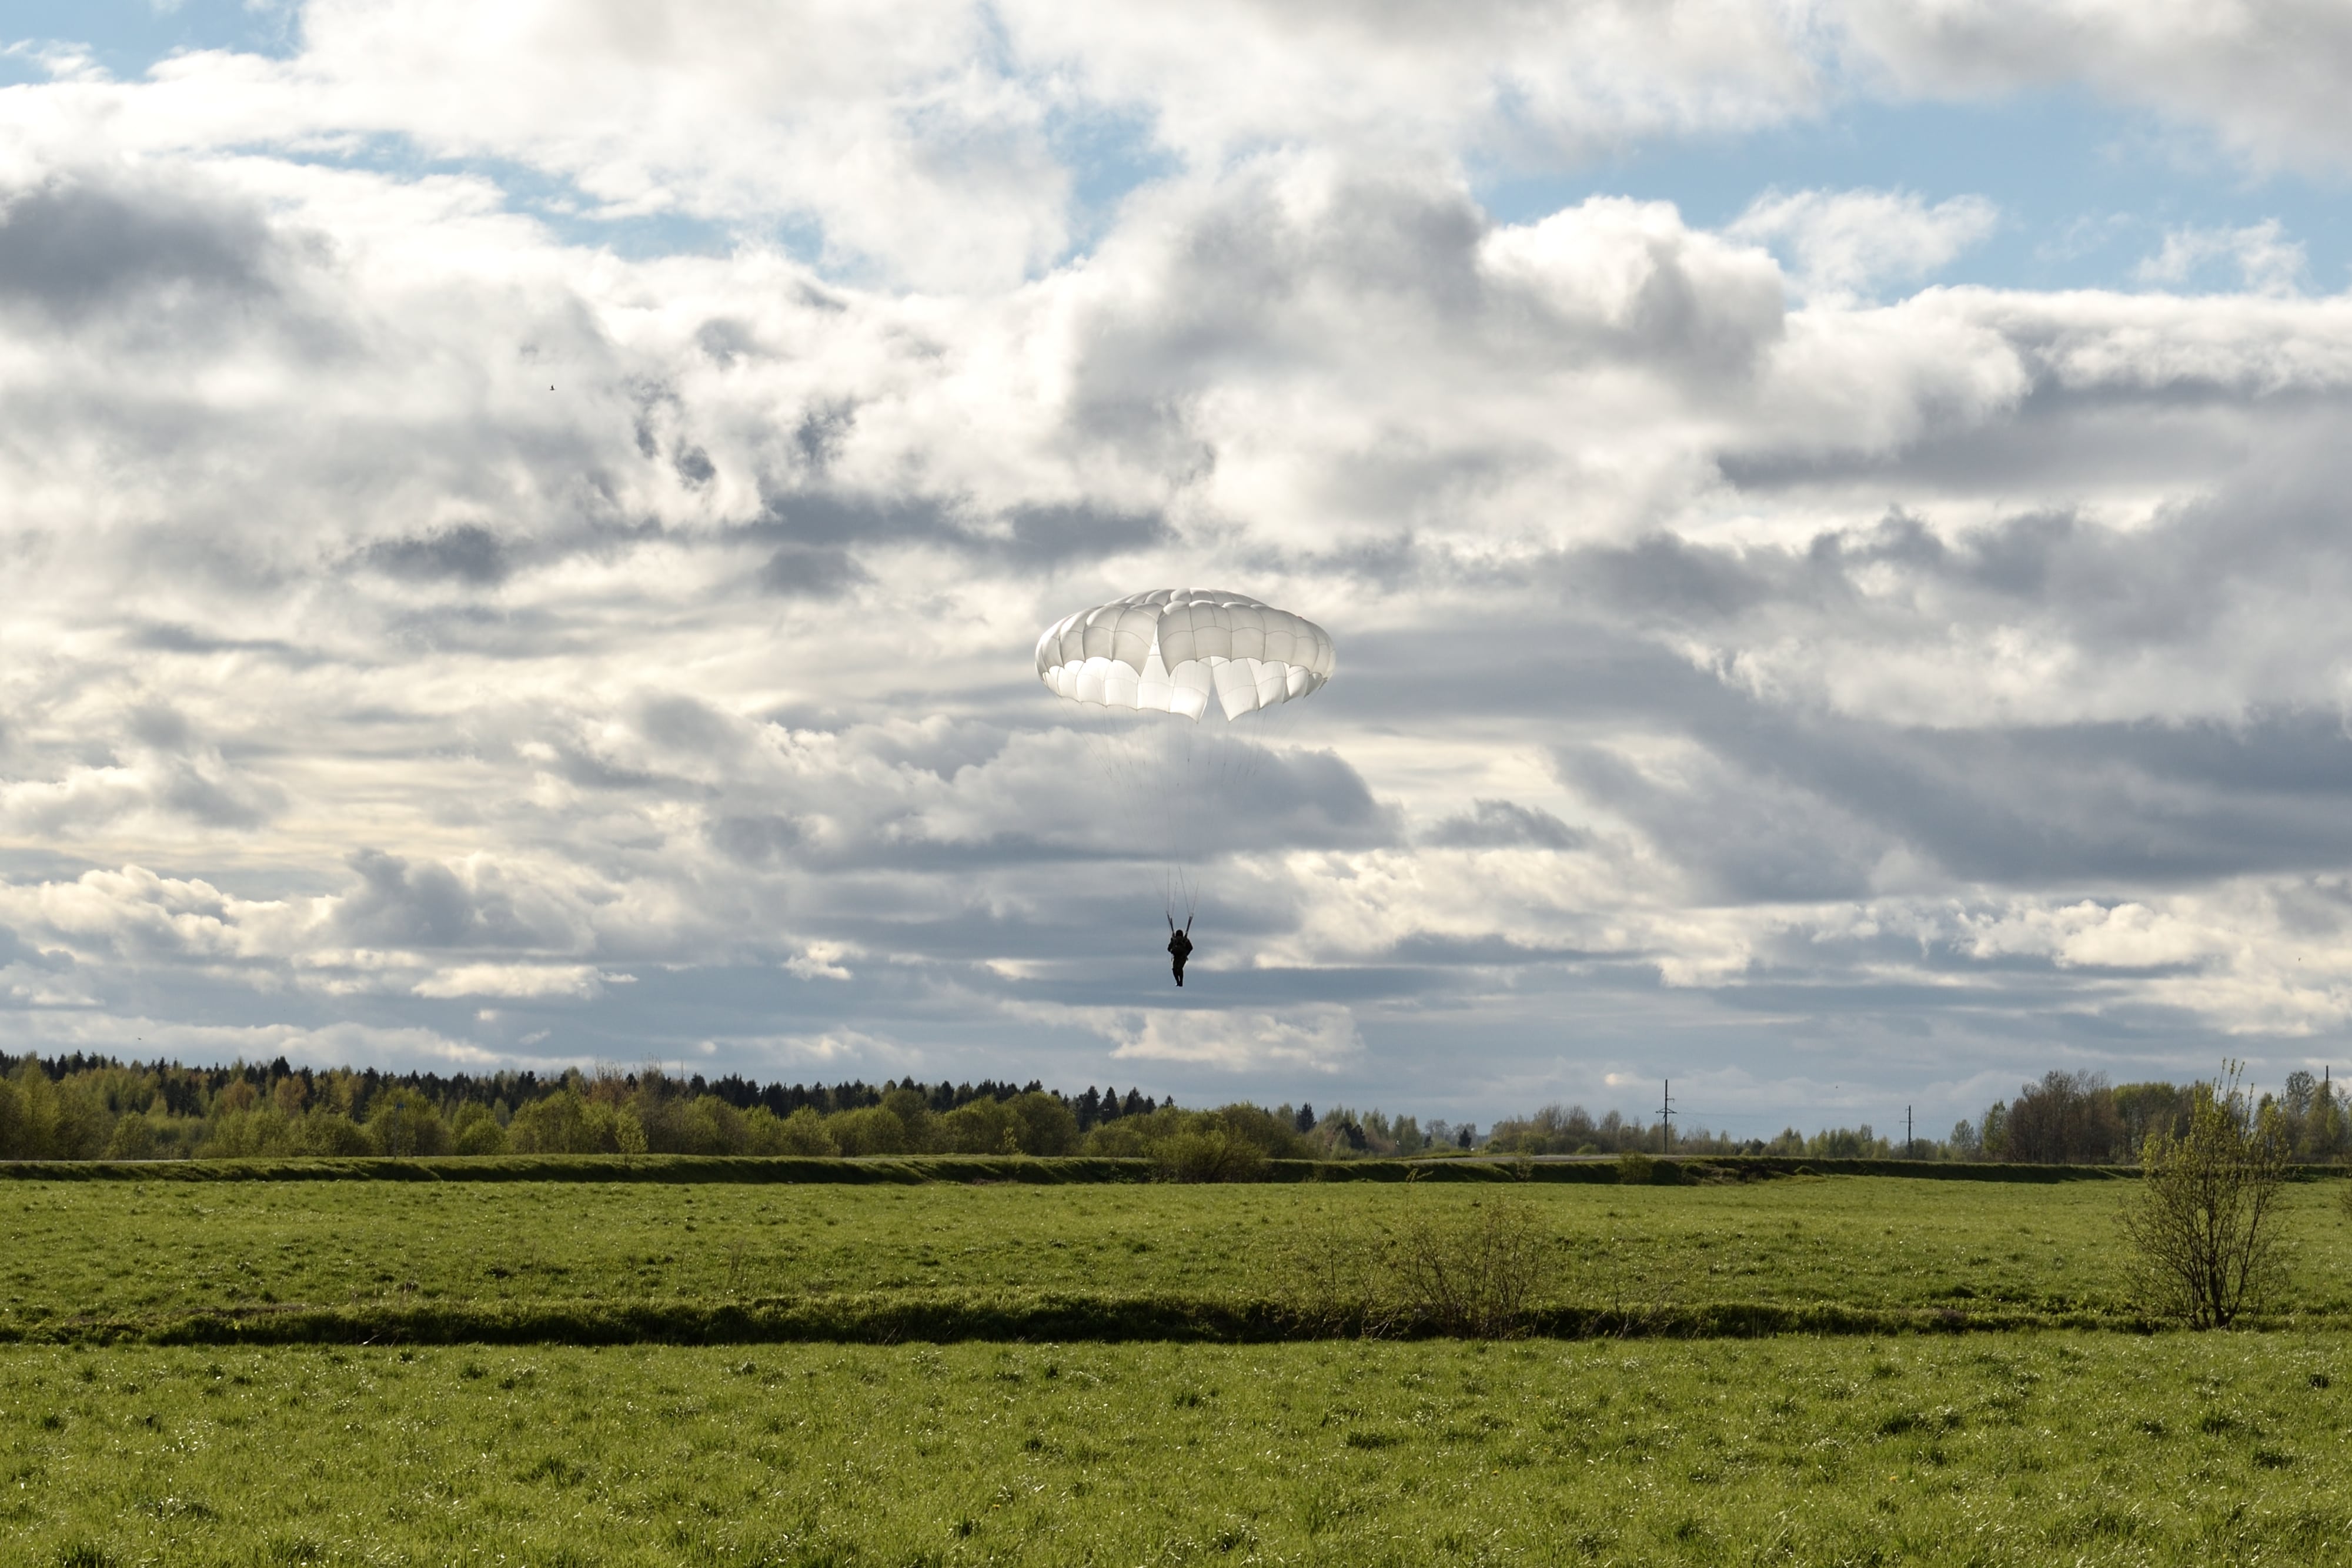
[1035,588,1336,721]
[1035,588,1336,934]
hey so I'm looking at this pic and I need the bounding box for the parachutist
[1034,590,1334,979]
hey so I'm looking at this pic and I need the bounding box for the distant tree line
[1953,1069,2350,1165]
[1475,1068,2351,1165]
[1482,1105,1915,1159]
[0,1051,1439,1168]
[6,1049,2343,1168]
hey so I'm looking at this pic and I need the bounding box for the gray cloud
[743,491,1165,579]
[336,851,572,950]
[0,176,280,326]
[706,813,805,867]
[364,525,512,586]
[758,542,870,599]
[1424,799,1587,850]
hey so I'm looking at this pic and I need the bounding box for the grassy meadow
[7,1171,2352,1340]
[7,1166,2352,1565]
[7,1335,2352,1566]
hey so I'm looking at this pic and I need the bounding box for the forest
[0,1052,1426,1166]
[2,1051,2347,1167]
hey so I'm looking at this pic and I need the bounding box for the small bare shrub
[1392,1196,1552,1337]
[1280,1211,1396,1336]
[2122,1062,2290,1328]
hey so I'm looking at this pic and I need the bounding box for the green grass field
[7,1335,2350,1566]
[7,1172,2352,1340]
[8,1168,2352,1565]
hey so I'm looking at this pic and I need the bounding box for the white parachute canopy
[1035,589,1337,926]
[1035,588,1335,720]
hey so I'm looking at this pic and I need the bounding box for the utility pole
[1906,1104,1914,1160]
[1658,1079,1675,1155]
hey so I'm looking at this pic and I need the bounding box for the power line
[1658,1079,1675,1155]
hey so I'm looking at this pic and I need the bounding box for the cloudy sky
[6,0,2352,1135]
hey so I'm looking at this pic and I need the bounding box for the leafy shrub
[365,1088,451,1157]
[296,1110,377,1156]
[1090,1104,1301,1176]
[746,1106,838,1156]
[879,1088,936,1150]
[507,1089,646,1155]
[105,1113,161,1160]
[1009,1092,1079,1156]
[0,1072,26,1158]
[639,1094,754,1155]
[2123,1063,2289,1328]
[1,1062,113,1159]
[199,1109,293,1158]
[449,1102,508,1156]
[1154,1129,1267,1183]
[827,1106,911,1156]
[937,1098,1019,1154]
[1211,1104,1310,1161]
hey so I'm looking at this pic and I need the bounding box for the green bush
[1153,1129,1268,1183]
[296,1110,377,1157]
[0,1071,25,1158]
[449,1103,507,1156]
[0,1063,112,1159]
[365,1089,450,1158]
[937,1098,1018,1154]
[102,1114,160,1161]
[2123,1064,2291,1328]
[1086,1104,1307,1177]
[827,1106,911,1156]
[199,1109,293,1158]
[879,1088,936,1150]
[507,1090,645,1155]
[746,1106,838,1156]
[1009,1092,1080,1156]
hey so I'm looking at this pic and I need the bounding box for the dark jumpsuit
[1167,928,1193,987]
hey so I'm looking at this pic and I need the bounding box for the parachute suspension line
[1162,721,1198,926]
[1034,587,1335,944]
[1160,865,1197,926]
[1225,695,1299,795]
